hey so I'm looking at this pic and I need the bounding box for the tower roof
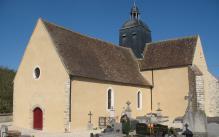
[120,2,150,31]
[121,19,150,31]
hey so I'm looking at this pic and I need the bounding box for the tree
[0,67,16,113]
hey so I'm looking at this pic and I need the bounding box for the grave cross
[88,111,93,123]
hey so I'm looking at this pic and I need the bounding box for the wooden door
[33,107,43,130]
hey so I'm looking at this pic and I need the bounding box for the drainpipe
[151,69,154,112]
[149,69,154,135]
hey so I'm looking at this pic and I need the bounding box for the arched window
[137,91,142,110]
[107,89,114,110]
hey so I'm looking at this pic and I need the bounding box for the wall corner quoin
[64,77,71,132]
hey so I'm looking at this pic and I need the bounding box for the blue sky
[0,0,219,78]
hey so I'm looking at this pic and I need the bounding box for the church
[13,3,219,132]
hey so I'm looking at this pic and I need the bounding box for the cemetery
[1,99,219,137]
[88,101,195,137]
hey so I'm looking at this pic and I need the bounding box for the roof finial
[133,0,136,7]
[130,0,140,20]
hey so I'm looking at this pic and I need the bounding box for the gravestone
[0,125,8,137]
[124,101,132,118]
[114,123,122,133]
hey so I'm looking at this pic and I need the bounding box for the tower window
[132,32,136,36]
[122,34,126,38]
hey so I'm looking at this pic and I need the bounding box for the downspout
[150,69,154,112]
[149,69,154,135]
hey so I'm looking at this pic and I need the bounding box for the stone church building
[13,4,219,132]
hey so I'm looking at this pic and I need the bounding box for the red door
[33,107,43,130]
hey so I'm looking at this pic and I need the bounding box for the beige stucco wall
[141,67,189,126]
[13,19,69,132]
[70,78,151,129]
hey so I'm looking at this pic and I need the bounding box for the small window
[132,32,137,36]
[33,67,40,79]
[122,34,126,38]
[107,88,114,110]
[137,91,142,110]
[132,32,137,39]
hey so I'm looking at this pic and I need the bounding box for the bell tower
[119,2,152,58]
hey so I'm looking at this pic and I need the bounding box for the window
[132,32,137,39]
[132,32,137,36]
[107,88,114,110]
[33,67,40,79]
[137,91,142,110]
[122,34,127,42]
[122,34,126,38]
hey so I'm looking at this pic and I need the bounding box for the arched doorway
[33,107,43,130]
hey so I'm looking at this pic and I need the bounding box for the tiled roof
[42,19,150,87]
[139,36,198,70]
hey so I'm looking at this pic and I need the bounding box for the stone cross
[88,111,93,123]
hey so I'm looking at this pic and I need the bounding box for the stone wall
[64,78,71,132]
[195,76,205,111]
[205,73,219,117]
[188,65,205,112]
[188,66,197,111]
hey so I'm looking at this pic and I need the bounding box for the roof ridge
[146,35,199,46]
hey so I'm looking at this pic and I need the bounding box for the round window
[33,67,40,79]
